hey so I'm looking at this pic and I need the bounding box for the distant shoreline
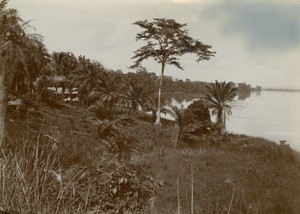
[263,88,300,92]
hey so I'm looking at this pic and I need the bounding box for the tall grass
[177,178,181,214]
[1,107,158,213]
[0,137,88,213]
[144,134,300,213]
[190,164,194,214]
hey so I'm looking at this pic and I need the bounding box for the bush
[185,99,211,123]
[78,162,156,213]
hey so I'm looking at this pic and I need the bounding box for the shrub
[98,117,139,161]
[78,162,156,213]
[185,99,211,123]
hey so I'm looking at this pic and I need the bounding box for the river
[166,91,300,152]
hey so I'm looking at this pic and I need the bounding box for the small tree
[168,105,185,147]
[122,78,147,117]
[130,18,215,124]
[205,81,237,132]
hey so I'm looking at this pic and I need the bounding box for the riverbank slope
[1,105,300,213]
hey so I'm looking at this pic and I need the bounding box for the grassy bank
[1,105,300,213]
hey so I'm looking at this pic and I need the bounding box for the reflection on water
[168,91,300,152]
[237,90,251,100]
[237,90,261,100]
[162,92,202,105]
[163,90,261,103]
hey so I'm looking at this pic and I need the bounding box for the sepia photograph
[1,0,300,213]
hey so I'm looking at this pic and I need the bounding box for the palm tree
[86,73,122,120]
[98,73,122,109]
[145,95,168,122]
[98,117,137,161]
[122,78,146,117]
[1,0,49,145]
[26,39,50,93]
[0,1,49,95]
[168,105,187,147]
[204,81,237,132]
[0,3,28,93]
[70,55,106,106]
[50,51,78,101]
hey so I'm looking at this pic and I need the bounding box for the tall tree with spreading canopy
[130,18,215,124]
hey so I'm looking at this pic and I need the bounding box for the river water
[167,91,300,151]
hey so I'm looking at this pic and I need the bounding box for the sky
[9,0,300,88]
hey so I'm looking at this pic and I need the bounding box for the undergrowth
[1,106,300,213]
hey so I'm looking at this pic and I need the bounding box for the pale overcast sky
[9,0,300,88]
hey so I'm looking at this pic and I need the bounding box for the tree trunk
[222,112,226,133]
[217,109,223,133]
[0,76,6,147]
[69,86,73,104]
[62,83,66,98]
[155,62,165,124]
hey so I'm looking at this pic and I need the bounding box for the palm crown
[204,81,237,131]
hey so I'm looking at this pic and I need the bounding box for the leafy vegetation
[1,1,299,213]
[0,0,49,95]
[167,105,187,147]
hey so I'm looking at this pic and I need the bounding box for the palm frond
[204,81,237,131]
